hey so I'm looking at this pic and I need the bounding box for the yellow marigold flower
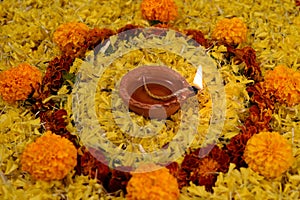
[21,131,77,181]
[141,0,178,23]
[244,131,294,178]
[264,65,300,106]
[0,63,42,103]
[212,17,247,45]
[126,165,180,200]
[53,22,90,57]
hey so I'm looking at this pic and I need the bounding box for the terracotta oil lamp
[119,65,199,119]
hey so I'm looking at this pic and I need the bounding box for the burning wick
[193,65,203,90]
[143,66,203,101]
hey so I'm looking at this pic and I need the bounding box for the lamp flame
[193,65,203,90]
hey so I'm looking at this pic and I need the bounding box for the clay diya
[119,65,198,119]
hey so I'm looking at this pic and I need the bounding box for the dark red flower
[225,130,254,169]
[239,124,258,135]
[208,146,230,173]
[42,55,74,95]
[179,145,230,192]
[176,169,189,189]
[243,82,275,132]
[77,147,110,186]
[39,109,68,134]
[244,105,273,132]
[247,82,275,111]
[37,108,80,147]
[117,24,143,33]
[184,29,211,48]
[227,46,262,82]
[77,147,133,194]
[189,157,219,192]
[107,166,132,193]
[164,162,188,189]
[165,162,179,177]
[87,28,115,49]
[181,149,203,171]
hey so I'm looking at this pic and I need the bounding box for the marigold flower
[246,82,275,111]
[126,165,180,200]
[21,131,77,181]
[141,0,178,23]
[185,29,211,48]
[264,65,300,106]
[52,22,90,57]
[212,17,247,45]
[226,46,262,81]
[42,55,74,96]
[0,63,42,103]
[78,147,110,186]
[180,145,230,192]
[87,27,115,49]
[78,147,132,193]
[117,24,142,33]
[190,157,219,191]
[39,109,68,134]
[226,130,254,169]
[244,105,273,132]
[244,131,294,178]
[108,167,133,193]
[164,162,189,189]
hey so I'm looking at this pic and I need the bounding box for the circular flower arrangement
[0,0,300,199]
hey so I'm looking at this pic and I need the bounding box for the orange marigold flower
[141,0,178,23]
[53,22,90,57]
[21,131,77,181]
[264,65,300,106]
[0,63,42,103]
[212,17,247,45]
[244,131,294,178]
[126,165,180,200]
